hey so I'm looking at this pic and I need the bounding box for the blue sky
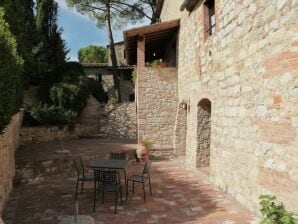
[56,0,148,61]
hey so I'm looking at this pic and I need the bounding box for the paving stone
[190,206,203,212]
[59,215,95,224]
[151,213,167,219]
[146,220,158,224]
[223,220,236,224]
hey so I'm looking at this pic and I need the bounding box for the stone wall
[160,0,298,214]
[137,66,178,154]
[0,111,23,214]
[98,103,137,139]
[20,124,98,145]
[107,42,127,66]
[20,97,137,144]
[173,106,187,157]
[84,66,134,102]
[78,97,101,125]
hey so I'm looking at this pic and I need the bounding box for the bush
[108,97,118,106]
[0,7,23,132]
[23,103,77,126]
[131,67,137,84]
[88,78,107,102]
[50,76,90,113]
[63,62,85,75]
[259,195,298,224]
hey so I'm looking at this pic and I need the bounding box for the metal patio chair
[126,160,152,202]
[93,169,123,213]
[109,152,126,160]
[74,158,94,200]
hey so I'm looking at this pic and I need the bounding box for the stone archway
[196,98,211,168]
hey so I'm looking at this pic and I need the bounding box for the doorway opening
[196,98,211,174]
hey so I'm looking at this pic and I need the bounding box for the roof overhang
[81,63,133,70]
[123,19,180,65]
[81,63,109,68]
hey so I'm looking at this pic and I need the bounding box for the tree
[78,45,108,63]
[36,0,68,83]
[0,0,37,85]
[66,0,158,102]
[0,7,23,131]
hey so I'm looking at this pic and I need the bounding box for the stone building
[82,41,135,102]
[124,0,298,214]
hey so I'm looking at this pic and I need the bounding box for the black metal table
[88,159,132,188]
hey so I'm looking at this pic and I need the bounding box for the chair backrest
[142,160,152,176]
[93,168,103,181]
[74,158,84,176]
[109,152,126,160]
[94,169,119,184]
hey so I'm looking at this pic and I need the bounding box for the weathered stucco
[159,0,298,214]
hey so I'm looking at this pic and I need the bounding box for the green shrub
[50,76,90,113]
[131,67,137,84]
[23,103,76,126]
[259,195,298,224]
[108,97,118,106]
[63,62,85,75]
[88,78,107,102]
[0,7,23,132]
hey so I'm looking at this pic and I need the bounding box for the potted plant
[136,139,152,162]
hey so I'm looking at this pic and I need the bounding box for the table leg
[123,168,127,190]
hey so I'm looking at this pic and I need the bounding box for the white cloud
[56,0,92,21]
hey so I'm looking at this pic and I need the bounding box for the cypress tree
[0,0,37,85]
[35,0,68,102]
[35,0,67,82]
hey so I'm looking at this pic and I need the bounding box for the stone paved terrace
[3,139,259,224]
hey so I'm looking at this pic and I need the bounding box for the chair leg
[149,178,152,195]
[102,186,104,204]
[81,180,84,193]
[120,186,123,205]
[93,181,96,212]
[75,180,79,200]
[142,182,146,202]
[126,179,128,200]
[132,181,135,195]
[114,190,118,214]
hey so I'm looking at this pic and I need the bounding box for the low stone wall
[20,100,137,144]
[99,103,137,139]
[0,111,23,214]
[20,124,98,145]
[15,152,105,183]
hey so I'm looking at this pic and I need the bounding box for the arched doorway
[196,98,211,168]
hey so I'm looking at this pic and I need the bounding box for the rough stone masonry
[126,0,298,214]
[159,0,298,213]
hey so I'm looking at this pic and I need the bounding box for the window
[204,0,216,37]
